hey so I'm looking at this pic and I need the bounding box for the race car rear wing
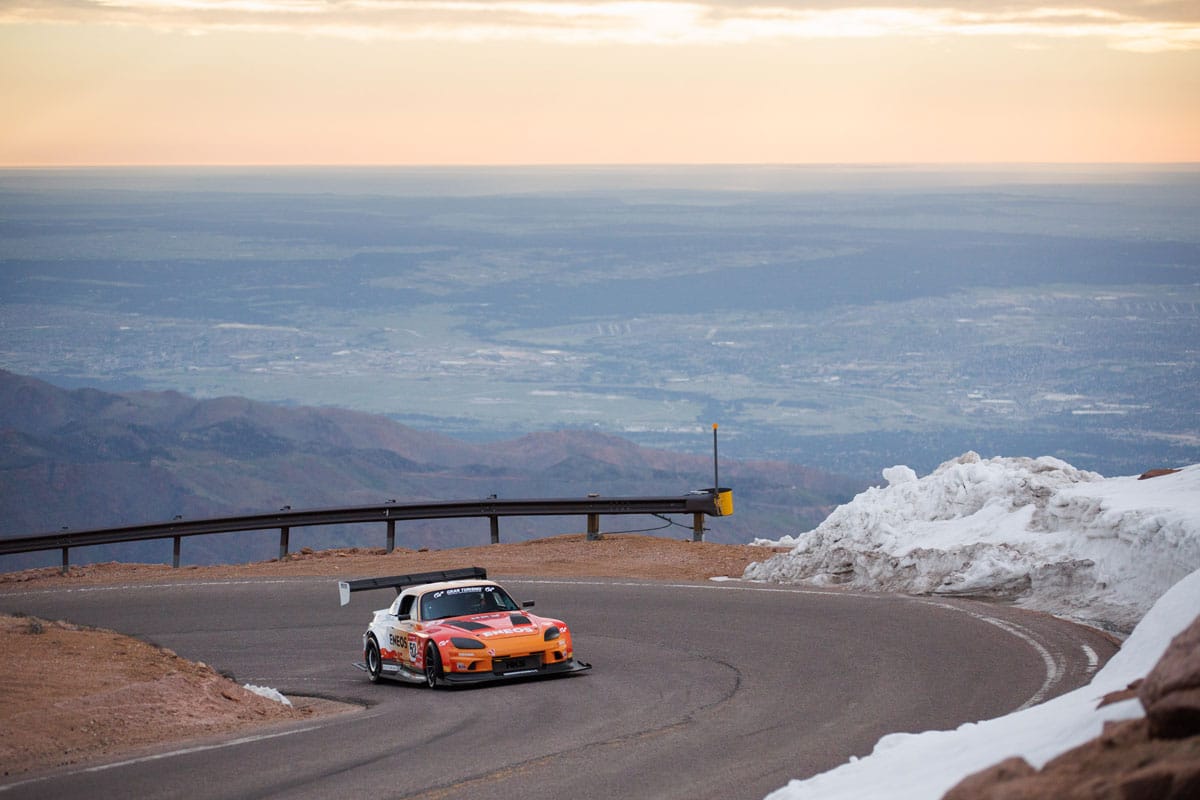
[338,566,487,606]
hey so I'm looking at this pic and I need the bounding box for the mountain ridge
[0,370,859,566]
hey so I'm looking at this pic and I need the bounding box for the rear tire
[366,637,382,684]
[424,641,442,689]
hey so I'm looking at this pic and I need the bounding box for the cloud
[1,0,1198,51]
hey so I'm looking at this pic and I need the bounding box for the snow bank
[745,453,1200,633]
[243,684,293,706]
[762,567,1200,800]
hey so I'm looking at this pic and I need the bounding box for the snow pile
[751,452,1200,799]
[762,566,1200,800]
[243,684,293,706]
[745,453,1200,633]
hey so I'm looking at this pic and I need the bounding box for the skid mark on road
[516,578,1085,711]
[401,633,743,800]
[511,582,1094,714]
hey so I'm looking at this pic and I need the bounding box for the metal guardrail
[0,490,734,573]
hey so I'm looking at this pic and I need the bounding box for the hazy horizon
[3,164,1196,480]
[3,1,1197,165]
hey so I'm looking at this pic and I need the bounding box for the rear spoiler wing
[338,566,487,606]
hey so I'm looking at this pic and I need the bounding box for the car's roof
[401,578,499,595]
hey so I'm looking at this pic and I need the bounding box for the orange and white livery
[339,567,590,687]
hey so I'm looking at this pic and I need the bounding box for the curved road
[1,577,1118,799]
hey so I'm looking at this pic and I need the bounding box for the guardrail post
[61,546,69,575]
[586,513,600,541]
[386,519,396,553]
[489,516,500,544]
[173,536,181,568]
[692,512,704,543]
[279,526,290,560]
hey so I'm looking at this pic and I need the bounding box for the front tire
[366,637,383,684]
[424,641,442,689]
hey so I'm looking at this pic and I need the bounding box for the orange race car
[338,567,590,687]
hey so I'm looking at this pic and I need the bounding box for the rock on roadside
[943,614,1200,800]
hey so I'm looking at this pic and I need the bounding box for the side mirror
[397,613,411,622]
[522,600,535,609]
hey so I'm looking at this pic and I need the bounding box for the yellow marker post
[712,423,719,497]
[711,423,733,516]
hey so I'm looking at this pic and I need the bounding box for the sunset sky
[1,1,1197,165]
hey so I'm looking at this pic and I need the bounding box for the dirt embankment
[0,614,330,779]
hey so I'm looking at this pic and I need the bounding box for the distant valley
[1,166,1196,485]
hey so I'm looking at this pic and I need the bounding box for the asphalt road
[0,577,1119,799]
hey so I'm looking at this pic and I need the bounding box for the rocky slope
[945,615,1200,800]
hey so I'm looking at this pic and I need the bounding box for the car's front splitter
[353,656,591,685]
[439,657,592,685]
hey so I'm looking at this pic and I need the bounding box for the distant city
[2,165,1197,480]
